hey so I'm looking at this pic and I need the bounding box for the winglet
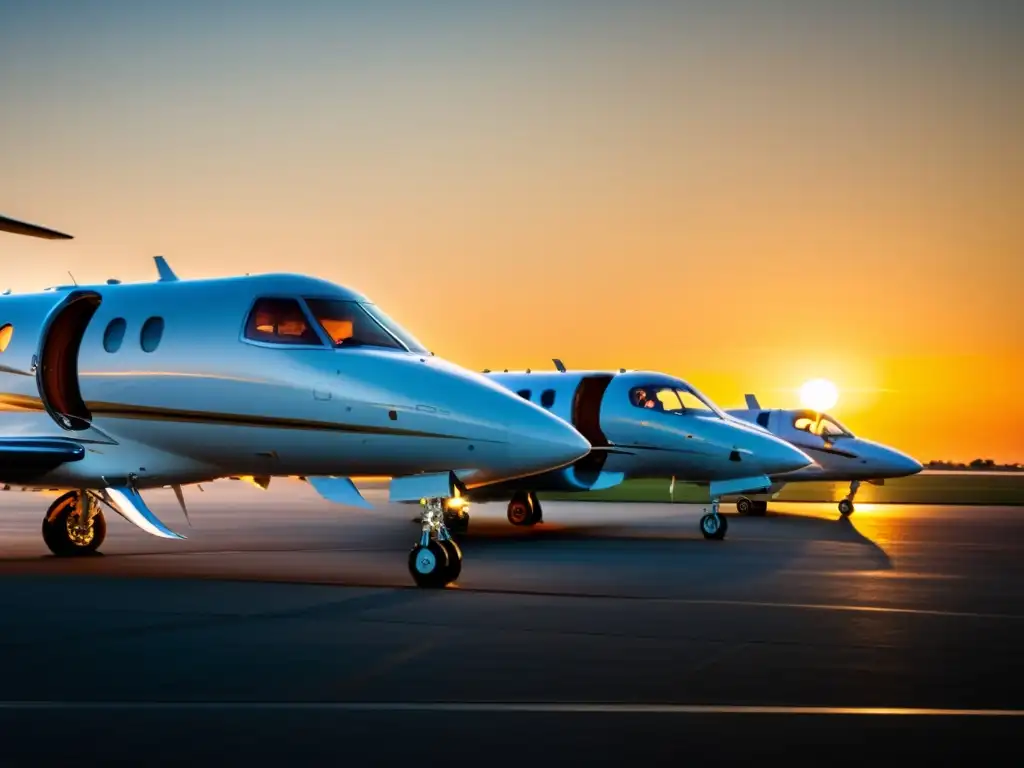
[553,358,566,372]
[744,394,761,409]
[153,256,179,282]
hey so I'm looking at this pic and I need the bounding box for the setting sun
[799,379,839,412]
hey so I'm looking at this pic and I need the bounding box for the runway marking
[0,702,1019,717]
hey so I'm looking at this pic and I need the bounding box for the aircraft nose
[505,403,592,475]
[757,434,814,474]
[890,449,923,476]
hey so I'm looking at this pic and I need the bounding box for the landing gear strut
[42,490,106,556]
[700,499,728,540]
[408,497,463,588]
[838,480,860,516]
[736,497,768,516]
[507,490,542,526]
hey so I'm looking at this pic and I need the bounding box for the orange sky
[2,2,1022,463]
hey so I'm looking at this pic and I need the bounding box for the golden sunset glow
[2,3,1022,464]
[799,380,839,413]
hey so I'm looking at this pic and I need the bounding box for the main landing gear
[408,497,463,588]
[735,497,768,516]
[699,500,728,541]
[41,490,106,557]
[507,490,542,526]
[838,480,861,516]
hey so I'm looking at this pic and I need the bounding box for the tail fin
[0,213,73,240]
[744,394,761,409]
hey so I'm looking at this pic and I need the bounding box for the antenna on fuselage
[67,271,77,286]
[153,256,179,282]
[553,358,566,372]
[744,394,761,409]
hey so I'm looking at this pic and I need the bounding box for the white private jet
[437,361,813,541]
[0,215,590,587]
[724,393,923,516]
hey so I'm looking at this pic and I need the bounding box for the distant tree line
[925,459,1022,472]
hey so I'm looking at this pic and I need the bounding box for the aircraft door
[35,290,102,431]
[570,374,613,472]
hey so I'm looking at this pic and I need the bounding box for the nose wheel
[700,501,728,540]
[838,480,861,516]
[507,490,542,526]
[408,498,463,588]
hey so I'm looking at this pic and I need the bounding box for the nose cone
[503,400,592,478]
[885,447,923,477]
[749,431,814,475]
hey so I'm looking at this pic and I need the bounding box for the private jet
[724,394,923,515]
[0,216,590,587]
[437,361,813,541]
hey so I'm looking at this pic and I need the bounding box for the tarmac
[0,481,1020,765]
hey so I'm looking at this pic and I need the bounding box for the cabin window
[244,298,322,345]
[103,318,127,353]
[540,389,556,408]
[0,323,11,353]
[756,411,770,428]
[516,389,531,400]
[140,317,164,353]
[304,298,404,350]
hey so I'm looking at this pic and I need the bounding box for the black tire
[408,541,451,588]
[507,492,535,526]
[700,512,728,541]
[736,497,752,515]
[838,499,854,516]
[528,491,543,524]
[751,500,769,516]
[41,492,106,557]
[438,538,462,582]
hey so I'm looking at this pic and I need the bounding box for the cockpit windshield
[628,384,725,418]
[305,299,407,351]
[793,411,854,438]
[360,303,431,355]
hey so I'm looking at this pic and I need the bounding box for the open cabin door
[35,290,102,431]
[571,374,613,473]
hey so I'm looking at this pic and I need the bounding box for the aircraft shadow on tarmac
[449,504,893,575]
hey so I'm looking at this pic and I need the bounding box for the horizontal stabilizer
[99,486,186,539]
[0,213,73,240]
[307,476,373,508]
[390,471,456,502]
[709,474,772,498]
[744,394,761,409]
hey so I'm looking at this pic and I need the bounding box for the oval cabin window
[140,317,164,353]
[0,323,11,353]
[103,318,127,353]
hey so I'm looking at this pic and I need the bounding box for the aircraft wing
[0,214,73,240]
[0,437,86,480]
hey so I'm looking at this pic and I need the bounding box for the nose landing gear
[700,500,728,540]
[507,490,542,526]
[408,498,463,588]
[838,480,861,516]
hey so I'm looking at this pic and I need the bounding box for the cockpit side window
[817,416,850,438]
[244,298,323,345]
[305,298,405,350]
[629,385,683,412]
